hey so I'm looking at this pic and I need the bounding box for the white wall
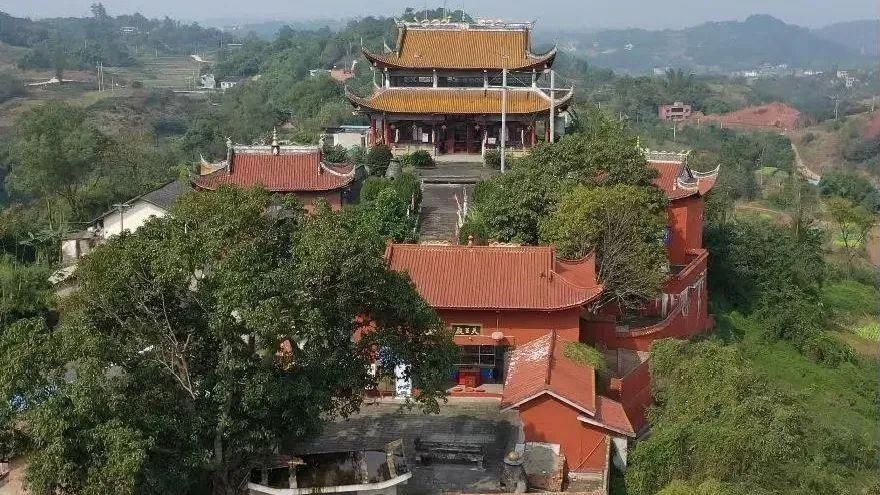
[333,131,366,148]
[100,201,168,238]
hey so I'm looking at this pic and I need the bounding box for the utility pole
[112,203,130,233]
[501,59,509,173]
[549,69,556,143]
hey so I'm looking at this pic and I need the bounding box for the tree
[366,143,392,177]
[818,170,880,212]
[4,187,456,495]
[705,217,825,310]
[358,188,417,243]
[468,165,562,244]
[825,196,875,266]
[7,102,103,221]
[626,339,874,495]
[517,108,658,187]
[540,184,668,309]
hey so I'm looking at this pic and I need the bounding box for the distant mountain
[814,19,879,57]
[550,15,870,74]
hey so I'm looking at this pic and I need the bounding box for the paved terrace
[291,400,520,495]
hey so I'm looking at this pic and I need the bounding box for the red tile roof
[363,27,555,70]
[500,332,597,415]
[194,151,354,193]
[650,161,717,201]
[579,396,637,437]
[385,244,601,310]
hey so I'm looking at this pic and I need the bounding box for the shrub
[0,73,26,104]
[801,332,855,367]
[347,145,366,164]
[366,144,392,177]
[392,172,422,210]
[321,142,348,163]
[360,177,392,203]
[563,342,608,374]
[483,149,501,169]
[409,150,434,168]
[458,216,489,246]
[361,172,422,211]
[131,80,144,89]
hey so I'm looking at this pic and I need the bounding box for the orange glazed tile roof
[346,87,571,115]
[650,161,718,201]
[500,332,597,415]
[363,27,555,70]
[194,150,354,193]
[385,244,601,310]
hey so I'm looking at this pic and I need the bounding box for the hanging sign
[452,324,482,336]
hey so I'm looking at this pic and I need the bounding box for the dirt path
[790,140,821,184]
[868,223,880,268]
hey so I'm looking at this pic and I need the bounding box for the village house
[346,19,572,157]
[657,101,692,121]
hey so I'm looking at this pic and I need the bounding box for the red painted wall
[667,196,704,265]
[297,190,345,212]
[438,308,582,346]
[519,395,609,473]
[609,361,652,433]
[580,252,711,352]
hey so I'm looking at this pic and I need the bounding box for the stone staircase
[418,183,472,242]
[415,161,497,242]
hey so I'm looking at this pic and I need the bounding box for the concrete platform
[291,402,521,495]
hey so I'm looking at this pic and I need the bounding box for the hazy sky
[1,0,876,29]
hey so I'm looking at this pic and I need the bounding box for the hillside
[788,110,880,179]
[553,15,869,74]
[815,19,880,57]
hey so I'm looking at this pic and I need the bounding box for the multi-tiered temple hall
[346,20,573,157]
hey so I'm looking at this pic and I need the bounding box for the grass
[854,321,880,341]
[563,342,608,373]
[716,311,879,446]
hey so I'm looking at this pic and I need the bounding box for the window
[458,345,496,366]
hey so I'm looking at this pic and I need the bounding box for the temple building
[195,137,357,211]
[346,20,573,157]
[381,149,719,482]
[384,244,602,389]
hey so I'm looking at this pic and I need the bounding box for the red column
[369,118,377,146]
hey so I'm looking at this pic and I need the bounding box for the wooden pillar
[369,118,377,146]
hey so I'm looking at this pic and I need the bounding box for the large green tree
[7,102,104,221]
[540,184,668,309]
[2,187,455,495]
[466,110,659,245]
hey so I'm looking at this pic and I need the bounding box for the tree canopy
[0,187,455,495]
[540,184,668,309]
